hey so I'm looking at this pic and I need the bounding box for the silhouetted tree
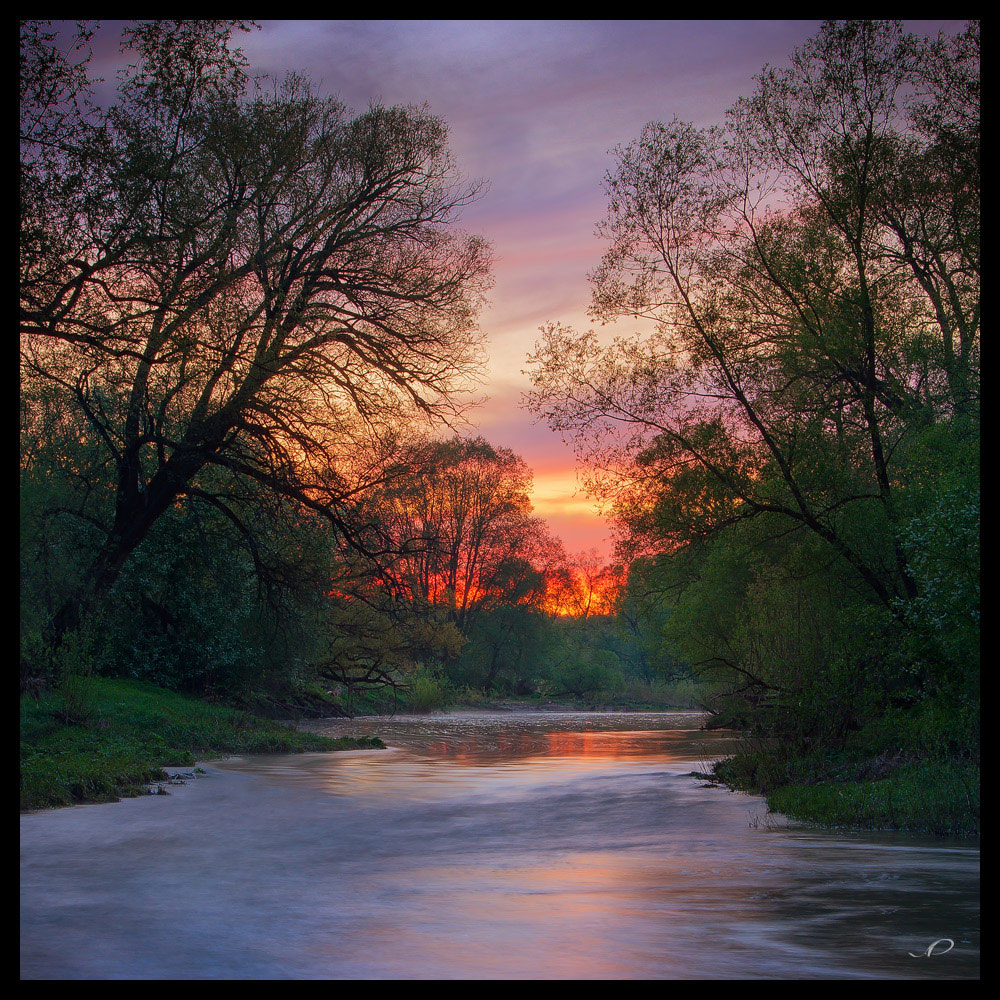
[20,21,492,643]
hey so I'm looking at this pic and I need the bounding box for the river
[20,711,979,979]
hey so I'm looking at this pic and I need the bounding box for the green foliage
[524,20,979,834]
[449,604,549,692]
[713,685,979,836]
[21,18,492,694]
[17,21,979,841]
[405,669,451,713]
[719,749,979,838]
[767,762,979,837]
[894,426,980,694]
[50,672,98,727]
[99,507,261,691]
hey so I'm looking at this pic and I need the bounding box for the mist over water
[20,713,979,979]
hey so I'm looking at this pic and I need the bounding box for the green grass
[765,760,980,837]
[709,693,980,837]
[713,737,979,837]
[20,677,384,811]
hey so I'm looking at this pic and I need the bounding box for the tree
[527,20,978,619]
[20,20,493,644]
[542,549,624,619]
[374,437,554,633]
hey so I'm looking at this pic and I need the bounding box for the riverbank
[712,740,980,838]
[338,676,715,716]
[19,677,384,811]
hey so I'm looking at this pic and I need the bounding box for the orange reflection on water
[420,727,713,767]
[215,720,728,802]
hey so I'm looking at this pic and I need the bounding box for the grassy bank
[717,755,979,838]
[712,706,980,837]
[20,677,384,811]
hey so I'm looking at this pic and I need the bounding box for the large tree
[303,435,566,698]
[375,436,557,633]
[20,20,492,640]
[527,20,979,617]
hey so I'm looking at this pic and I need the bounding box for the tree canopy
[20,20,493,639]
[528,20,978,610]
[527,20,979,733]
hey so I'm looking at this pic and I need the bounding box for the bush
[405,671,450,713]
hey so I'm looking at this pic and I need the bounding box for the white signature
[908,938,955,958]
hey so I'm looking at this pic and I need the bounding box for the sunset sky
[86,19,963,557]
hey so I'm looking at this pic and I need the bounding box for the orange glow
[328,562,624,619]
[540,563,624,618]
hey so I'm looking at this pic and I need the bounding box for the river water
[20,711,979,979]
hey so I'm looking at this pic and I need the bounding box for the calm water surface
[20,712,979,979]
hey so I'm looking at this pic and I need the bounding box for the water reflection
[20,712,979,980]
[217,712,735,800]
[307,709,734,764]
